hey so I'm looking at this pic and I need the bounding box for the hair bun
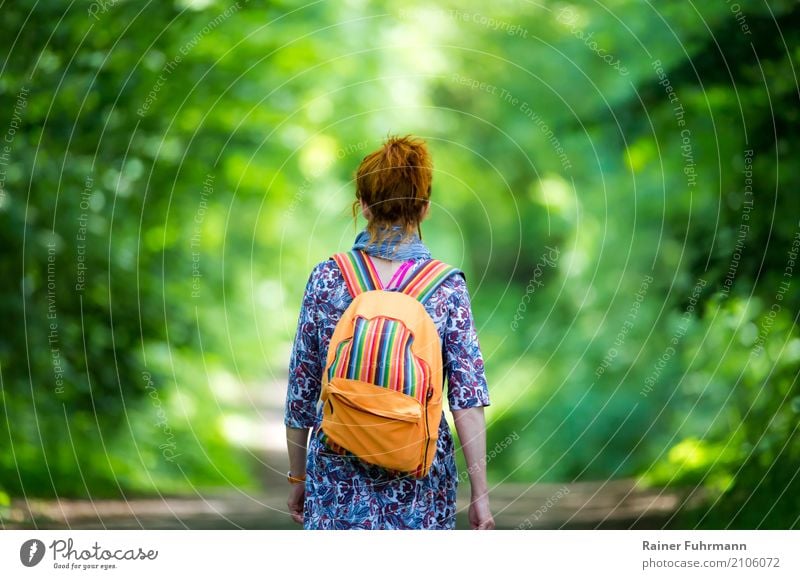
[354,135,433,241]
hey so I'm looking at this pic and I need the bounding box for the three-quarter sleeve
[442,274,491,410]
[284,265,324,428]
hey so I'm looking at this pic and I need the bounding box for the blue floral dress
[284,255,490,529]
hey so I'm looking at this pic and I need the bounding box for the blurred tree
[0,0,796,529]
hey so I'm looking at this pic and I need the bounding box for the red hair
[354,135,432,241]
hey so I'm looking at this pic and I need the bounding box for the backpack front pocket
[327,316,432,403]
[322,377,427,473]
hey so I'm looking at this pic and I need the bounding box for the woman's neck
[352,224,431,261]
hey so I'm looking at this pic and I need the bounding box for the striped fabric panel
[332,251,382,297]
[329,316,430,403]
[399,260,460,304]
[327,339,352,382]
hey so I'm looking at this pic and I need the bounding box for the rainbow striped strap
[333,251,462,303]
[399,259,463,304]
[332,250,382,297]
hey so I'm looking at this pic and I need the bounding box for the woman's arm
[441,274,494,528]
[453,406,495,529]
[284,264,325,525]
[286,426,310,477]
[286,426,310,524]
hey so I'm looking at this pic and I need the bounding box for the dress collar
[351,225,431,260]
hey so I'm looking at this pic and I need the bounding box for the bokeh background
[1,0,798,529]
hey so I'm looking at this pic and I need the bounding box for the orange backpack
[320,250,462,478]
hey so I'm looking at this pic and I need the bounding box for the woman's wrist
[288,465,307,478]
[470,485,489,501]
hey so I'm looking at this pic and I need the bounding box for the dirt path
[3,451,703,530]
[2,377,704,530]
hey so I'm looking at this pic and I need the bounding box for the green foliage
[1,0,798,528]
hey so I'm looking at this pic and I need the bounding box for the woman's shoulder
[307,257,343,285]
[415,257,469,310]
[437,268,469,307]
[433,258,467,287]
